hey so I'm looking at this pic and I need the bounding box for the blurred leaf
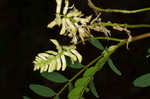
[75,77,89,87]
[89,80,99,98]
[133,73,150,87]
[41,72,68,83]
[108,59,122,76]
[23,96,30,99]
[80,97,85,99]
[29,84,56,97]
[68,83,74,92]
[83,66,97,77]
[68,87,84,99]
[88,39,104,50]
[56,96,60,99]
[148,48,150,53]
[85,88,90,93]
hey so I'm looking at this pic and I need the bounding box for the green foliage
[88,39,104,50]
[29,84,56,97]
[75,77,90,87]
[133,73,150,87]
[108,58,122,76]
[66,57,83,69]
[68,87,84,99]
[89,79,99,98]
[41,72,68,83]
[83,67,98,77]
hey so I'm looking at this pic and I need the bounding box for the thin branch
[93,22,150,28]
[77,36,122,45]
[88,0,150,14]
[53,54,103,99]
[132,32,150,42]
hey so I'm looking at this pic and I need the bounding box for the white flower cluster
[33,39,82,73]
[48,0,93,44]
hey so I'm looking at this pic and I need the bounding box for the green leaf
[85,88,90,93]
[108,59,122,76]
[69,61,83,69]
[75,77,89,87]
[88,39,104,50]
[66,57,83,69]
[68,83,74,92]
[41,72,68,83]
[68,87,84,99]
[148,48,150,53]
[89,80,99,98]
[83,66,97,77]
[133,73,150,87]
[23,96,30,99]
[29,84,56,97]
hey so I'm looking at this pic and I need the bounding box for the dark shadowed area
[1,0,150,99]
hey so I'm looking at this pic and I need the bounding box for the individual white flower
[61,55,66,71]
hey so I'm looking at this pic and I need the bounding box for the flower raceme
[33,39,82,73]
[48,0,94,44]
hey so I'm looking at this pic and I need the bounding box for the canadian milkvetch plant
[26,0,150,99]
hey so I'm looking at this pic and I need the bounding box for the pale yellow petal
[56,56,62,70]
[71,49,82,63]
[64,51,77,63]
[61,55,66,71]
[60,19,66,35]
[63,0,69,14]
[47,19,57,28]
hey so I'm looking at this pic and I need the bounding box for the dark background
[1,0,150,99]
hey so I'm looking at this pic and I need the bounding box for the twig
[88,0,150,14]
[93,22,150,28]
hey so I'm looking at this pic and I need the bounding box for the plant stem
[54,32,150,98]
[77,36,122,45]
[93,22,150,28]
[88,0,150,14]
[53,54,103,99]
